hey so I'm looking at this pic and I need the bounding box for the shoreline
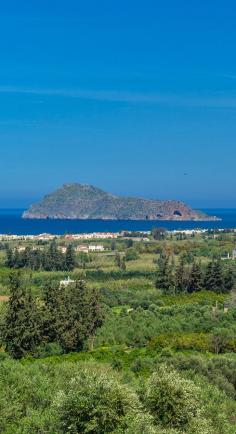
[0,227,235,241]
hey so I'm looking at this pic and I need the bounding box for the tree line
[155,254,235,294]
[1,272,103,359]
[5,242,76,271]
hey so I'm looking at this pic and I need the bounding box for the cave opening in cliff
[173,210,182,216]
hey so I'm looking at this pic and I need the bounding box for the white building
[75,245,89,253]
[88,245,105,252]
[15,246,26,252]
[60,276,75,287]
[58,246,67,254]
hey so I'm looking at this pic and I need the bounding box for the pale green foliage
[0,360,58,433]
[55,367,144,433]
[112,412,158,434]
[142,365,201,429]
[0,359,234,433]
[187,417,214,434]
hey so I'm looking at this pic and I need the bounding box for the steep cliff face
[22,184,218,221]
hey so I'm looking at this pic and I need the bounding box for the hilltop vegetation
[0,229,236,432]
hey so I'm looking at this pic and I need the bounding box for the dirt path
[0,295,9,302]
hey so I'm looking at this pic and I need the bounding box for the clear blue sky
[0,0,235,208]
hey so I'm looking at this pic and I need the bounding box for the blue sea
[0,209,236,235]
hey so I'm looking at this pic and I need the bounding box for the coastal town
[1,227,236,242]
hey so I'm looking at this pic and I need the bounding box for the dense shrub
[95,303,236,351]
[141,365,201,429]
[56,368,144,433]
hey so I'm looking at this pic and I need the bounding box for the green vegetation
[1,273,103,358]
[23,182,213,220]
[5,241,76,271]
[0,230,236,432]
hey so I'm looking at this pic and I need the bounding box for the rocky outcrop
[23,184,219,221]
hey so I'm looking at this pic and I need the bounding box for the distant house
[88,245,105,252]
[60,276,75,287]
[75,245,89,253]
[36,233,56,241]
[58,246,67,254]
[15,246,26,252]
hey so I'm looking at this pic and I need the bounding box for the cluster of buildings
[170,229,209,235]
[0,231,118,243]
[85,244,104,252]
[64,232,119,240]
[61,245,105,253]
[13,244,105,254]
[0,233,57,242]
[57,245,105,254]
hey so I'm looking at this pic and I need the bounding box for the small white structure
[233,249,236,260]
[36,233,56,241]
[75,245,89,253]
[15,246,26,252]
[221,253,230,260]
[88,245,104,252]
[60,276,75,287]
[58,246,67,254]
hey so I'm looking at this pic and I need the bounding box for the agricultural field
[0,230,236,433]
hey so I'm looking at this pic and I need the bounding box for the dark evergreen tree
[58,280,103,352]
[204,261,215,291]
[175,257,186,293]
[126,239,133,248]
[1,272,40,358]
[151,227,167,240]
[110,240,116,251]
[187,262,203,293]
[5,241,76,272]
[65,244,76,271]
[115,253,121,268]
[224,268,235,293]
[5,247,13,268]
[155,254,173,293]
[120,259,126,271]
[211,261,224,293]
[41,281,65,343]
[205,259,230,293]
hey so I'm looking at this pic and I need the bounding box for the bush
[141,365,201,429]
[149,332,211,352]
[125,248,139,261]
[55,367,144,433]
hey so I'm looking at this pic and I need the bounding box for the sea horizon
[0,208,236,235]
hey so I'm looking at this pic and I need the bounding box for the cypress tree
[58,280,103,352]
[41,281,65,343]
[5,247,13,267]
[115,253,121,268]
[65,244,76,271]
[204,261,215,291]
[1,272,40,358]
[211,261,224,293]
[224,268,235,293]
[175,257,186,293]
[187,262,203,293]
[155,254,173,294]
[120,259,126,271]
